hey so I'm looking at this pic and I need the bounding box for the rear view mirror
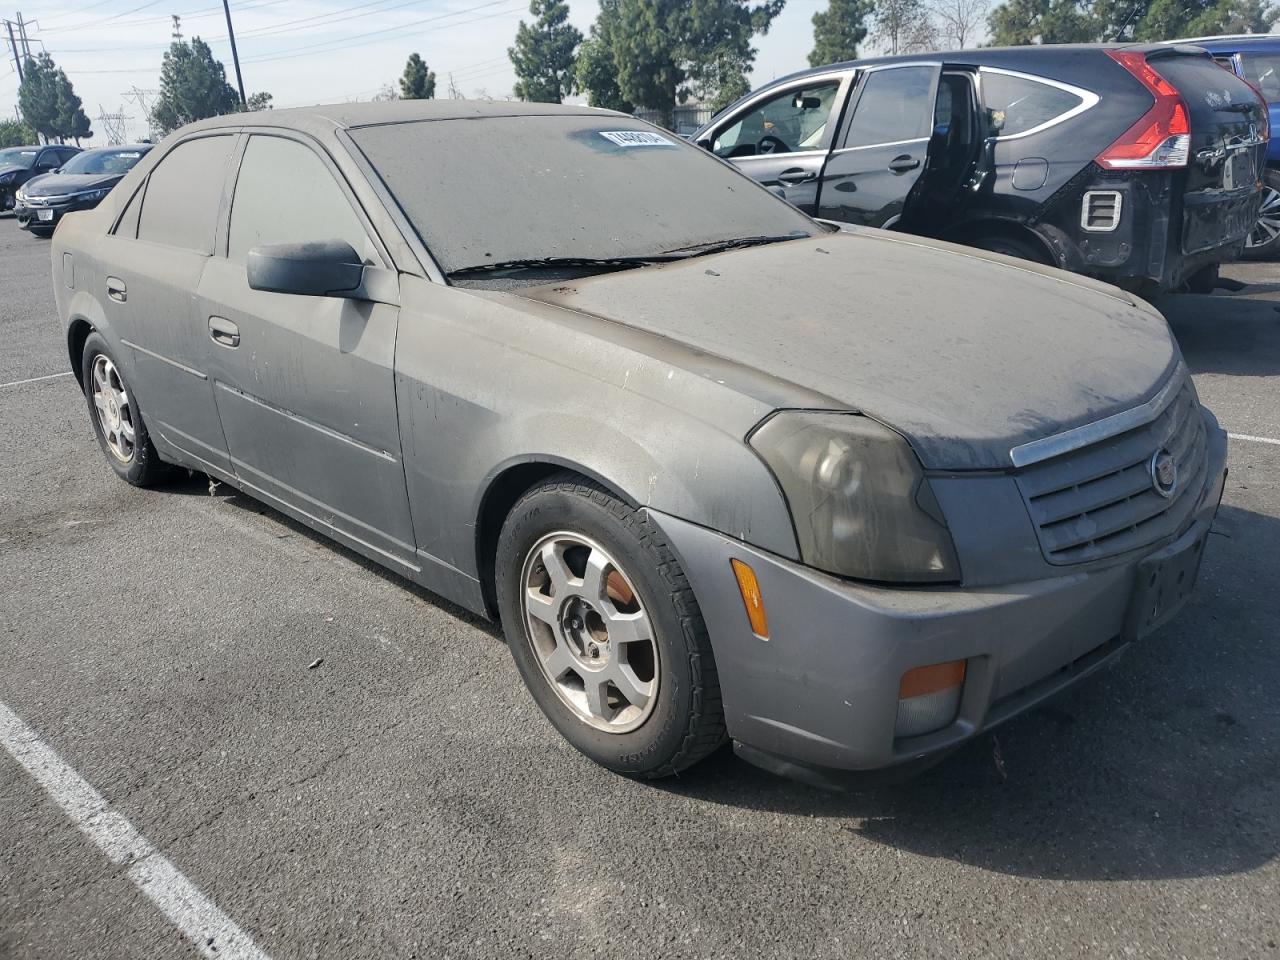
[792,95,822,110]
[247,239,364,298]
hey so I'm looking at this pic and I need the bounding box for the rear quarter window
[979,70,1088,137]
[136,135,236,254]
[1242,53,1280,102]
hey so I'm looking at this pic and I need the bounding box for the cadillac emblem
[1150,448,1178,499]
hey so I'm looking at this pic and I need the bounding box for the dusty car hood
[518,230,1180,469]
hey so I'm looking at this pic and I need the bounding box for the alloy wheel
[519,532,660,733]
[91,354,136,463]
[1246,185,1280,250]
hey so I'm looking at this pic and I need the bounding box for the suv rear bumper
[647,420,1227,783]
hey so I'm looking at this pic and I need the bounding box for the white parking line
[0,370,74,389]
[0,700,270,960]
[1229,433,1280,447]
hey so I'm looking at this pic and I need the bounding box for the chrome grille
[1016,380,1207,565]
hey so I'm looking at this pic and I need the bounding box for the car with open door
[694,43,1269,293]
[52,101,1226,786]
[1172,34,1280,259]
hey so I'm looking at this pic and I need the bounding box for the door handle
[777,167,817,184]
[888,155,921,173]
[106,276,126,302]
[209,316,240,348]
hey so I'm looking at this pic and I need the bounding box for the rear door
[1152,49,1269,254]
[816,63,941,227]
[700,72,853,214]
[97,133,238,474]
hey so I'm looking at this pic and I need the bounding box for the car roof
[183,99,625,139]
[757,41,1204,90]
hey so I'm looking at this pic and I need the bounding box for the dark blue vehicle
[1174,34,1280,257]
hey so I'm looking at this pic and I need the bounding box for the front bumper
[15,196,96,230]
[647,421,1227,783]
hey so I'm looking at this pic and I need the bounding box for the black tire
[495,474,727,777]
[1242,169,1280,261]
[80,332,171,486]
[970,234,1052,265]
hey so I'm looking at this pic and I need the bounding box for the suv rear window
[980,70,1086,137]
[1242,53,1280,102]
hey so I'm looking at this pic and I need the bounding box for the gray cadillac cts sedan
[52,101,1226,785]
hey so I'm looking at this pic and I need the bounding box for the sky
[1,0,852,145]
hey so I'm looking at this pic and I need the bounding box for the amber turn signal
[730,559,769,639]
[899,660,966,699]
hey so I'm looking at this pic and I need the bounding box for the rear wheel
[495,474,726,777]
[970,234,1051,266]
[81,332,170,486]
[1243,170,1280,260]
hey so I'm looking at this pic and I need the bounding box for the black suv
[0,144,81,214]
[694,44,1268,293]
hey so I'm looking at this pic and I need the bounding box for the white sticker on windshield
[599,130,673,147]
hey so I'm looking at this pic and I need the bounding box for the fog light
[895,660,966,738]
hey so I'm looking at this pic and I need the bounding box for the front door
[702,73,853,214]
[197,132,416,569]
[100,133,238,474]
[816,64,941,227]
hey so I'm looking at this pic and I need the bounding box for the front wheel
[81,332,171,486]
[1243,169,1280,260]
[495,475,727,777]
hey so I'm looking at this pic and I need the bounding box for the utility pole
[4,19,22,83]
[15,11,29,59]
[221,0,247,108]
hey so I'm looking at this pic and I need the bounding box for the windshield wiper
[660,233,807,257]
[447,255,682,278]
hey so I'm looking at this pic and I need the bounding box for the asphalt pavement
[1,215,1277,959]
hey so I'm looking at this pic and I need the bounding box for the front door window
[713,81,841,159]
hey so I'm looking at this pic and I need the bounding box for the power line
[38,0,292,36]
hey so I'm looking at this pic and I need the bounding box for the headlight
[750,412,960,583]
[15,188,26,201]
[76,188,110,202]
[0,173,14,185]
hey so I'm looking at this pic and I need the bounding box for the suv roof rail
[1161,33,1280,43]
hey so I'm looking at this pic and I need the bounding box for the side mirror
[247,239,364,297]
[696,138,712,151]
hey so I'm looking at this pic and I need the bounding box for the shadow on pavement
[1159,291,1280,377]
[651,502,1280,883]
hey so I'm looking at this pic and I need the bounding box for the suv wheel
[1243,170,1280,260]
[495,474,727,777]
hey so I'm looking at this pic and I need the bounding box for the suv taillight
[1097,50,1190,170]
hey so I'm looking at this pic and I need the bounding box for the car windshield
[60,148,147,176]
[350,114,816,276]
[0,147,38,169]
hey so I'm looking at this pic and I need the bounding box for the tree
[575,0,634,111]
[151,36,240,136]
[0,118,37,148]
[245,91,273,111]
[986,0,1095,44]
[18,54,59,143]
[372,83,400,101]
[399,53,437,100]
[609,0,785,127]
[872,0,939,53]
[510,0,583,103]
[54,69,93,143]
[929,0,989,46]
[809,0,874,66]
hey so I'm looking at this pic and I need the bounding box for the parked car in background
[15,144,152,236]
[0,144,81,215]
[1175,34,1280,258]
[52,101,1225,785]
[694,43,1268,293]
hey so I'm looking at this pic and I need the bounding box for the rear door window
[137,135,236,254]
[979,70,1088,138]
[1242,53,1280,102]
[227,135,378,264]
[842,66,937,148]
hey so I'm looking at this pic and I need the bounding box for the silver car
[52,101,1226,785]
